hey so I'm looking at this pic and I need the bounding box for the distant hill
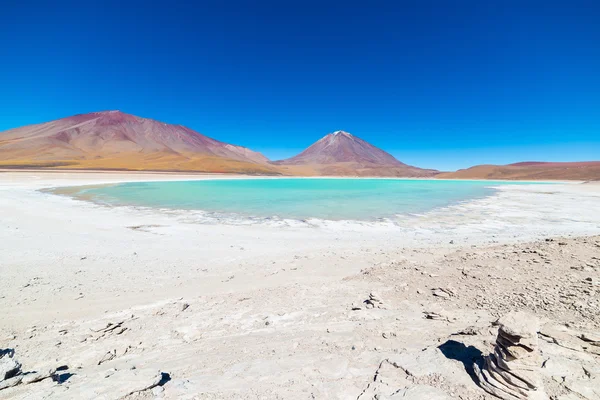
[0,111,277,174]
[273,131,438,177]
[437,161,600,181]
[2,114,598,179]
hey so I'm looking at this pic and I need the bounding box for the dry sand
[1,172,599,399]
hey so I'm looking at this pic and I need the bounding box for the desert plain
[1,171,599,400]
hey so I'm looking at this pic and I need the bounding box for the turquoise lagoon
[51,178,535,221]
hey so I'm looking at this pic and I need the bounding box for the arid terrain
[4,111,597,180]
[1,172,599,399]
[0,111,277,175]
[438,162,600,181]
[0,112,438,177]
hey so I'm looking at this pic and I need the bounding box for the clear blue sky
[1,0,599,170]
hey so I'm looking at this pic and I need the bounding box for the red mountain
[0,111,276,173]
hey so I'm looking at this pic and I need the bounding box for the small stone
[579,332,600,344]
[0,375,23,390]
[497,311,539,340]
[152,385,165,395]
[0,350,21,381]
[455,326,479,336]
[432,289,451,299]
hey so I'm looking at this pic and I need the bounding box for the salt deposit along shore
[1,171,599,399]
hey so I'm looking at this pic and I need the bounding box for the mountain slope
[437,161,600,180]
[0,111,276,174]
[274,131,438,177]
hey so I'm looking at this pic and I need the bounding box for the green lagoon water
[55,178,532,221]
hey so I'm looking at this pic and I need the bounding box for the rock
[369,292,382,302]
[1,349,63,391]
[98,349,117,365]
[431,287,454,299]
[92,320,125,334]
[0,375,23,390]
[579,332,600,345]
[474,311,548,400]
[454,326,480,336]
[363,292,385,309]
[497,311,538,340]
[0,349,24,390]
[0,350,21,381]
[432,289,449,299]
[423,311,450,322]
[1,334,16,342]
[21,368,57,384]
[423,305,454,322]
[83,368,168,398]
[564,377,600,400]
[539,326,585,352]
[152,385,165,395]
[122,370,164,396]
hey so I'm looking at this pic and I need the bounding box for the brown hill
[274,131,438,177]
[437,161,600,181]
[0,111,277,174]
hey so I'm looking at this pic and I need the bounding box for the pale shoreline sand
[1,171,599,399]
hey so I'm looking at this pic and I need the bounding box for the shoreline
[0,168,584,184]
[1,171,598,237]
[1,171,599,399]
[40,178,580,231]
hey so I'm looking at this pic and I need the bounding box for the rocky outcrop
[474,312,548,400]
[0,349,23,390]
[0,349,57,391]
[351,292,386,310]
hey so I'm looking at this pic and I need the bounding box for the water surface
[51,178,535,221]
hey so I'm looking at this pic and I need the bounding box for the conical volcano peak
[332,130,352,137]
[277,131,403,166]
[274,130,438,176]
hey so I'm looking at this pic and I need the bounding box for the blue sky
[1,0,599,170]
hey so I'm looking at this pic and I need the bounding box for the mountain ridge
[0,111,276,174]
[2,112,599,179]
[437,161,600,180]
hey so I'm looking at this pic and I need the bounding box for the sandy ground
[0,172,599,399]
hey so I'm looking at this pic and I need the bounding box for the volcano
[274,131,438,177]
